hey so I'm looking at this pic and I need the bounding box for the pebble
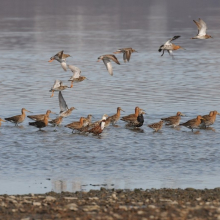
[33,202,41,206]
[44,196,56,202]
[66,203,78,211]
[64,197,78,200]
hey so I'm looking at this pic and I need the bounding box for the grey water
[1,0,220,194]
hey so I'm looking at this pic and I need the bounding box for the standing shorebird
[28,110,55,121]
[5,108,32,126]
[126,110,145,128]
[87,114,108,135]
[65,117,86,133]
[68,65,87,88]
[148,120,164,132]
[113,48,137,63]
[97,54,120,76]
[161,112,185,127]
[121,107,142,123]
[158,36,184,57]
[191,18,212,39]
[180,115,204,132]
[48,50,71,71]
[105,107,125,127]
[58,91,76,117]
[29,114,50,131]
[50,80,69,97]
[0,118,5,127]
[201,110,220,128]
[49,116,63,131]
[78,115,93,132]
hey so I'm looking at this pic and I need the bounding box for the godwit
[97,54,120,76]
[180,115,204,132]
[126,109,145,128]
[87,114,108,135]
[192,18,212,39]
[105,107,125,127]
[48,50,71,71]
[65,117,86,133]
[29,114,50,131]
[161,112,185,127]
[5,108,32,126]
[121,107,141,123]
[158,36,184,57]
[68,65,87,88]
[148,120,164,132]
[0,118,5,127]
[201,111,220,128]
[50,80,69,97]
[27,110,55,121]
[114,48,137,63]
[78,115,93,132]
[58,91,76,117]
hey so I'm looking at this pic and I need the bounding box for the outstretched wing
[58,91,68,113]
[125,50,131,62]
[68,65,81,79]
[60,61,68,71]
[197,18,207,36]
[52,80,62,89]
[108,54,120,65]
[103,58,113,76]
[164,36,180,45]
[56,50,64,59]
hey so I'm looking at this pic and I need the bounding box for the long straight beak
[121,109,125,112]
[48,59,55,62]
[51,111,57,114]
[180,47,186,50]
[26,110,33,113]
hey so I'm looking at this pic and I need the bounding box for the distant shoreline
[1,188,220,219]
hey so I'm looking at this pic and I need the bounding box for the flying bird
[48,50,71,71]
[192,18,212,39]
[114,48,137,63]
[50,80,69,97]
[158,36,184,57]
[97,54,120,76]
[58,91,76,117]
[68,65,87,88]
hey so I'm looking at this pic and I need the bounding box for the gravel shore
[1,188,220,220]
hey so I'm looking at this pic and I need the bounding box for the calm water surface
[1,0,220,194]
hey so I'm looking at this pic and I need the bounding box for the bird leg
[161,50,164,56]
[50,90,54,97]
[70,82,73,88]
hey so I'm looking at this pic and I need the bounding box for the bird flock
[0,18,218,134]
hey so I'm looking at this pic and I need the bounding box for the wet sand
[1,188,220,220]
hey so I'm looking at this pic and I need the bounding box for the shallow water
[1,0,220,194]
